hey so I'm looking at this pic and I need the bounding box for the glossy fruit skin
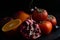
[39,21,52,34]
[32,9,48,22]
[14,11,30,22]
[47,15,57,26]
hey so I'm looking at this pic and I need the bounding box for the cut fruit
[19,18,41,39]
[47,15,57,26]
[2,19,22,32]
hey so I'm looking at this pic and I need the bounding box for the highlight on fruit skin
[14,11,30,22]
[39,21,52,34]
[2,19,22,32]
[32,7,48,22]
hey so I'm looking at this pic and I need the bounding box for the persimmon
[47,15,57,26]
[39,21,52,34]
[32,7,48,22]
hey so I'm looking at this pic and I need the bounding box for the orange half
[2,19,22,32]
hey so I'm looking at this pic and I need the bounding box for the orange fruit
[47,15,57,26]
[32,8,48,22]
[2,19,22,37]
[15,11,30,22]
[2,19,22,32]
[39,21,52,34]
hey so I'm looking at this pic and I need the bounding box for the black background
[0,0,60,40]
[0,0,60,25]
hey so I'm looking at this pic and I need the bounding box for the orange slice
[2,19,22,32]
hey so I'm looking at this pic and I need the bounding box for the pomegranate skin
[20,18,41,39]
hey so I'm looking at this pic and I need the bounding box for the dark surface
[0,0,60,40]
[40,27,60,40]
[1,26,60,40]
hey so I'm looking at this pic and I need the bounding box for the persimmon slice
[2,19,22,32]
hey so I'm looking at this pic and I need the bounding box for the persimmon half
[0,17,13,30]
[2,19,22,37]
[2,19,22,32]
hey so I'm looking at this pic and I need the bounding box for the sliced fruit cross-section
[2,19,22,32]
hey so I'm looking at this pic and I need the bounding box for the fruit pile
[1,7,57,40]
